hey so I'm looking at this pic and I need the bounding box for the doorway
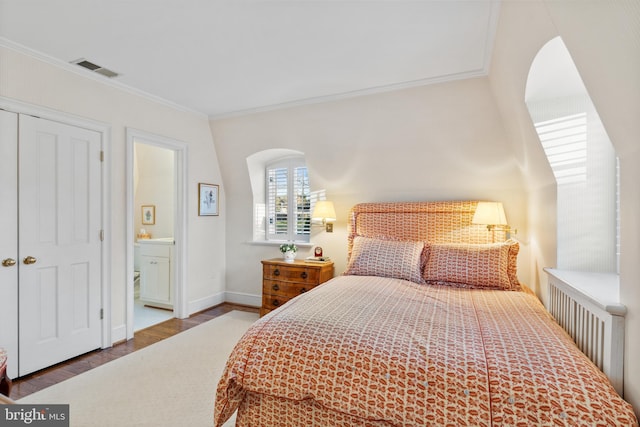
[126,129,188,340]
[133,142,175,330]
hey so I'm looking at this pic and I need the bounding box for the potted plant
[279,243,298,262]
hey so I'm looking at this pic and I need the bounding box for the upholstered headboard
[347,201,504,260]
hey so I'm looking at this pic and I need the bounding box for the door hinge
[100,150,104,162]
[100,229,104,241]
[100,308,104,320]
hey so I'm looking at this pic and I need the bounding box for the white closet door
[0,110,19,379]
[18,115,103,376]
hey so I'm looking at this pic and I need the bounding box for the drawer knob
[273,299,280,307]
[300,272,308,279]
[274,269,280,276]
[300,287,307,293]
[272,284,279,291]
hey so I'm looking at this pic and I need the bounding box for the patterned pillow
[505,240,520,290]
[423,241,518,290]
[344,236,426,284]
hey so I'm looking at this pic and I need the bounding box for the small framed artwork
[199,183,219,216]
[141,205,156,225]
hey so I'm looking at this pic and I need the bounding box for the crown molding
[0,37,207,119]
[2,0,498,122]
[208,68,488,121]
[209,0,498,120]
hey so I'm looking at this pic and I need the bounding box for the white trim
[482,0,501,76]
[188,292,227,316]
[224,291,262,308]
[111,324,127,345]
[101,122,113,349]
[2,1,499,123]
[0,37,207,119]
[246,241,314,248]
[209,0,500,120]
[1,37,488,122]
[125,128,189,340]
[0,96,113,349]
[544,268,626,396]
[207,1,500,119]
[209,69,488,120]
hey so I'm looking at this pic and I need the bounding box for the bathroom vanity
[138,238,174,310]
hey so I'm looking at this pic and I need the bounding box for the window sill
[247,241,314,249]
[543,268,624,316]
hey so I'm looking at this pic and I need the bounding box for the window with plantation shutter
[535,113,587,185]
[266,157,310,242]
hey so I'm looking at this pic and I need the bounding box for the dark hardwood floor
[9,303,258,400]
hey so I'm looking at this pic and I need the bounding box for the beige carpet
[19,310,259,426]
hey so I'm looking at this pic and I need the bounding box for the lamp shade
[312,201,336,222]
[472,202,508,226]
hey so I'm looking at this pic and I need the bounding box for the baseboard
[109,291,260,344]
[188,292,226,316]
[224,291,262,308]
[111,324,127,345]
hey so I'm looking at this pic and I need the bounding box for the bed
[214,201,638,426]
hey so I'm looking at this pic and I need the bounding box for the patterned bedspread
[214,275,637,426]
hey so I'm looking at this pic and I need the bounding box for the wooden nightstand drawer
[260,258,334,317]
[263,264,318,284]
[263,279,313,298]
[262,294,289,311]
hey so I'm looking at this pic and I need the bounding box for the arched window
[265,157,310,242]
[526,37,618,273]
[247,149,312,243]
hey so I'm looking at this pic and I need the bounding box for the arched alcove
[526,37,618,273]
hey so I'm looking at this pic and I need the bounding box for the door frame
[125,128,188,340]
[0,96,112,350]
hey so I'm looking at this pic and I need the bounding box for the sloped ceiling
[0,0,500,118]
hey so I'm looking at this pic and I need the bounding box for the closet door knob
[23,256,37,265]
[2,258,16,267]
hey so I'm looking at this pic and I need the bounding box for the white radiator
[544,268,626,396]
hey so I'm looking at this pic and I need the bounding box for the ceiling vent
[71,59,119,78]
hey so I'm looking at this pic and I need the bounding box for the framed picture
[141,205,156,225]
[199,183,219,216]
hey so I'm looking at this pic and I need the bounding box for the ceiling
[0,1,500,118]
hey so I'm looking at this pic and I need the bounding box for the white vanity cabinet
[138,238,174,309]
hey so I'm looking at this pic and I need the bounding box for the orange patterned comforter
[214,276,637,426]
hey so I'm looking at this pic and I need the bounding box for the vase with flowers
[279,243,298,262]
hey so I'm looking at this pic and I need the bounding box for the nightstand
[261,258,335,317]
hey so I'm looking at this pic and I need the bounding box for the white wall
[489,0,640,413]
[0,45,226,339]
[210,77,528,306]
